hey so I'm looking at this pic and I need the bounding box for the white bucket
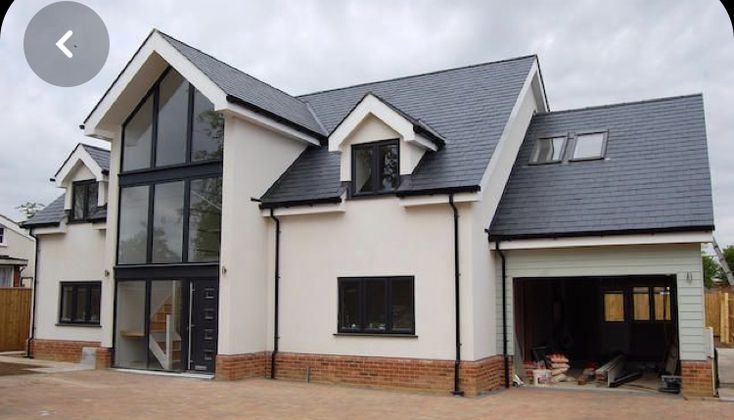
[532,369,551,386]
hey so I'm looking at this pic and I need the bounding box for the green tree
[703,254,721,289]
[721,245,734,285]
[16,202,45,219]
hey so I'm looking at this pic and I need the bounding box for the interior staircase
[149,299,182,370]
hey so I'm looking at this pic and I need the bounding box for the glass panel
[156,70,189,167]
[123,95,154,171]
[364,280,386,331]
[0,266,11,288]
[188,177,222,262]
[148,280,184,371]
[654,286,672,321]
[118,186,150,264]
[378,143,399,192]
[339,281,360,331]
[72,185,86,220]
[60,285,74,322]
[89,284,101,323]
[573,133,605,159]
[115,281,147,369]
[151,182,185,263]
[86,182,98,218]
[191,90,224,162]
[353,146,373,194]
[531,137,565,163]
[604,292,624,322]
[74,286,89,322]
[391,278,414,332]
[633,287,650,321]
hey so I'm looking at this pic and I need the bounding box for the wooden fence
[705,291,734,343]
[0,288,32,351]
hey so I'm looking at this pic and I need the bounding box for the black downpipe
[495,240,510,388]
[269,209,280,379]
[26,230,40,358]
[449,194,463,396]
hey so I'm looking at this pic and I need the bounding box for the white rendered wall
[0,223,36,284]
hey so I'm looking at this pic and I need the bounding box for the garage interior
[513,275,679,391]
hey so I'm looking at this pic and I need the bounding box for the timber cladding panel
[217,351,507,396]
[0,288,32,351]
[30,339,101,363]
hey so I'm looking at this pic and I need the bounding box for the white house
[23,29,716,397]
[0,214,35,288]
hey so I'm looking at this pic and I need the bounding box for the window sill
[333,333,417,338]
[56,323,102,328]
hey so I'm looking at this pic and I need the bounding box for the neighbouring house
[22,29,716,397]
[0,214,35,288]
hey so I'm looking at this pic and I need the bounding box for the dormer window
[351,140,399,196]
[571,132,607,161]
[70,180,98,222]
[530,136,566,164]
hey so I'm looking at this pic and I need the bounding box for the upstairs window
[572,132,606,160]
[70,180,98,222]
[530,136,566,164]
[0,227,5,245]
[351,140,399,196]
[338,276,415,335]
[122,68,223,172]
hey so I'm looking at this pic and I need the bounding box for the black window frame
[337,276,415,335]
[0,227,5,245]
[350,139,400,197]
[58,281,102,326]
[120,66,223,174]
[69,180,98,222]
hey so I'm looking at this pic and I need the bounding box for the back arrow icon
[56,30,73,58]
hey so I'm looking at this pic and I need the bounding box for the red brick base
[681,359,714,397]
[217,351,508,396]
[215,352,268,381]
[30,339,101,363]
[95,347,113,369]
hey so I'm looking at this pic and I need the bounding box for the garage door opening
[513,275,678,391]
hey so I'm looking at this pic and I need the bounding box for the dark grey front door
[189,279,218,372]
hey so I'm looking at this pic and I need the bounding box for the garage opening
[513,275,678,391]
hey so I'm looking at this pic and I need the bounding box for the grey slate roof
[81,144,110,171]
[261,55,537,205]
[21,195,66,228]
[157,31,326,137]
[489,94,714,239]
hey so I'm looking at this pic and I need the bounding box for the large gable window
[70,180,98,222]
[122,68,223,172]
[351,140,399,196]
[530,136,566,164]
[572,132,606,160]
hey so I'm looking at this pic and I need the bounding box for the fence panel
[0,288,32,351]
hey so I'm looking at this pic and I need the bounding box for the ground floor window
[338,276,414,334]
[59,282,101,325]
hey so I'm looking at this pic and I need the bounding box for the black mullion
[186,83,194,163]
[182,179,191,262]
[144,280,151,369]
[385,278,393,333]
[71,284,79,322]
[146,185,155,264]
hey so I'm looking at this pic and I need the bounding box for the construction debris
[595,354,625,386]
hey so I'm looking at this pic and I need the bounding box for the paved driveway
[0,369,731,419]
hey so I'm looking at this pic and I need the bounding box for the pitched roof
[21,194,66,228]
[157,31,326,138]
[489,94,714,239]
[81,144,110,171]
[261,55,537,205]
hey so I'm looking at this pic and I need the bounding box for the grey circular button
[23,1,109,87]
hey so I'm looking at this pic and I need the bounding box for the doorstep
[112,368,214,380]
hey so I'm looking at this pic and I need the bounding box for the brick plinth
[215,352,268,381]
[95,347,113,369]
[681,359,714,397]
[30,339,101,363]
[267,352,508,396]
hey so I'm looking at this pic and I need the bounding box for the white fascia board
[0,214,34,239]
[328,94,438,152]
[54,145,106,187]
[31,225,67,236]
[491,231,714,250]
[260,197,346,217]
[84,31,227,139]
[221,103,320,146]
[399,192,479,207]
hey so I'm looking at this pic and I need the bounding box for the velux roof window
[530,136,566,164]
[572,132,607,160]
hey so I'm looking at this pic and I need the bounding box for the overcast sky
[0,0,732,245]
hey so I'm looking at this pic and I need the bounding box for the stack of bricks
[681,359,714,397]
[30,339,100,363]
